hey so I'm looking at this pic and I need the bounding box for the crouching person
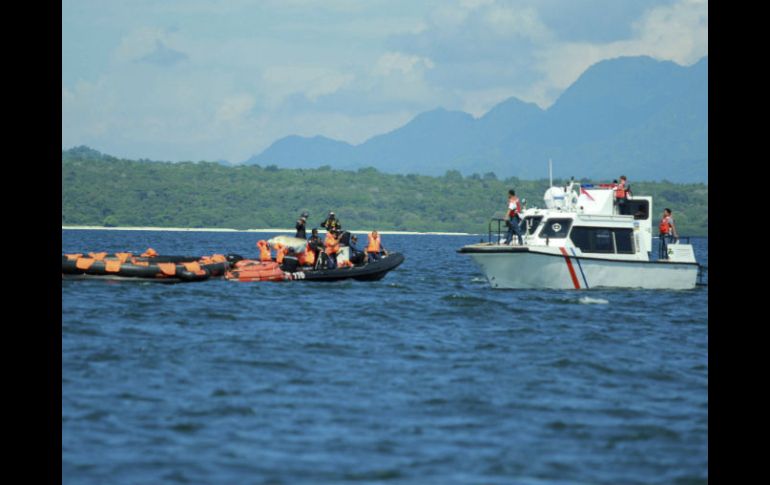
[280,247,299,272]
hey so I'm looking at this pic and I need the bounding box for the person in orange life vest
[256,240,272,262]
[365,230,388,263]
[658,208,679,260]
[324,230,340,269]
[502,189,524,245]
[273,242,287,264]
[298,242,314,267]
[614,175,632,214]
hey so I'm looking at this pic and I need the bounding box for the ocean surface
[62,230,708,484]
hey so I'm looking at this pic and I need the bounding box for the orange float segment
[75,258,95,270]
[183,262,202,274]
[105,260,122,273]
[157,262,177,276]
[141,248,158,257]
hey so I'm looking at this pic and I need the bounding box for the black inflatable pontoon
[287,252,405,282]
[61,255,222,283]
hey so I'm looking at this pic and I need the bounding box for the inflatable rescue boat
[61,251,233,283]
[224,252,405,283]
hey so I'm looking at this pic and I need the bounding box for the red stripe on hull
[559,247,581,289]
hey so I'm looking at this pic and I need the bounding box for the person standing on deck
[614,176,632,215]
[365,230,388,263]
[658,208,679,259]
[502,189,524,245]
[320,211,342,233]
[295,211,308,239]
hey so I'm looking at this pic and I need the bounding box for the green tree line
[62,148,708,236]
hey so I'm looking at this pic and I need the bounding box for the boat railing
[488,218,507,244]
[656,235,691,244]
[697,264,707,286]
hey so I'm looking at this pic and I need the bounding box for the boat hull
[460,246,698,290]
[290,253,405,282]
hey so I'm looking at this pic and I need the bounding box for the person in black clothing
[307,228,325,269]
[280,247,299,272]
[320,211,341,232]
[348,234,365,265]
[295,211,308,239]
[307,228,323,250]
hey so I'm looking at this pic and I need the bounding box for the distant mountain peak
[244,55,707,182]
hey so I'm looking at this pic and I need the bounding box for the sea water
[62,230,708,484]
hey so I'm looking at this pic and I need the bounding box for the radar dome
[543,187,566,209]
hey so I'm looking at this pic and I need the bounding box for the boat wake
[578,296,609,305]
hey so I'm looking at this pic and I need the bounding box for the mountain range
[246,55,707,183]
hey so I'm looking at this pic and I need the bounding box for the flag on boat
[580,187,595,200]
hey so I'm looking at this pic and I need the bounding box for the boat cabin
[492,180,692,263]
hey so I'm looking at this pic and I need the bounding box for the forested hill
[62,149,708,236]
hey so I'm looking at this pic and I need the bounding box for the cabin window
[613,228,635,254]
[570,227,636,254]
[622,199,650,220]
[522,216,543,235]
[538,218,572,239]
[570,227,613,253]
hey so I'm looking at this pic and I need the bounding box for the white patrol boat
[458,179,700,290]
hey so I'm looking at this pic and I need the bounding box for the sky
[62,0,708,164]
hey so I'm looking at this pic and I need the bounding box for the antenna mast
[548,158,553,187]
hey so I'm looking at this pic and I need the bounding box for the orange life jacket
[324,233,339,255]
[615,181,627,199]
[274,243,287,264]
[300,243,316,265]
[366,233,381,253]
[659,217,671,234]
[508,197,521,218]
[257,240,272,261]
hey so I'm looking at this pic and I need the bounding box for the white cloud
[431,0,491,28]
[631,0,708,65]
[215,94,256,124]
[262,66,355,105]
[113,28,169,63]
[373,52,435,77]
[483,6,552,41]
[528,0,708,107]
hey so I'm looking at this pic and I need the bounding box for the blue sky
[62,0,708,163]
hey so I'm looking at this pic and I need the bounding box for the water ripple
[62,231,708,485]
